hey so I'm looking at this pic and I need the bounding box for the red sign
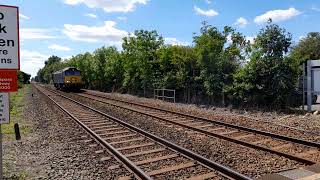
[0,70,17,92]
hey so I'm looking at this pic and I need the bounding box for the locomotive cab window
[65,69,80,76]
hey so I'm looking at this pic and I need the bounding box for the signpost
[0,5,19,180]
[0,5,19,70]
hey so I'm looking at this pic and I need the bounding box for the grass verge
[1,84,31,136]
[2,84,31,179]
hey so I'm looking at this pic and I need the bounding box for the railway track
[35,85,251,180]
[238,116,320,137]
[74,90,320,166]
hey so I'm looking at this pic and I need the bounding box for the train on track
[52,67,82,91]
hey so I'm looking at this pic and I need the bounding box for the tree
[18,71,31,84]
[17,71,31,88]
[230,23,297,107]
[37,55,66,83]
[193,22,247,105]
[93,47,108,90]
[156,45,200,103]
[122,30,164,96]
[105,52,124,92]
[291,32,320,66]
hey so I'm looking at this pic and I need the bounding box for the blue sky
[1,0,320,76]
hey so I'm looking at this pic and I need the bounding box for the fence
[154,89,176,103]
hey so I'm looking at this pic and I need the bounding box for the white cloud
[254,7,301,24]
[194,5,218,17]
[226,35,232,44]
[19,13,30,20]
[48,44,72,51]
[84,13,97,18]
[62,56,72,60]
[164,38,190,46]
[117,16,127,21]
[299,35,306,40]
[63,21,128,44]
[234,17,248,27]
[21,50,49,77]
[246,36,255,44]
[64,0,148,13]
[311,6,320,12]
[21,28,57,40]
[204,0,211,4]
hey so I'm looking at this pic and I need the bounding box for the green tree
[156,45,200,103]
[17,71,31,88]
[105,51,124,92]
[91,46,119,91]
[231,24,297,107]
[37,55,66,83]
[291,32,320,66]
[194,22,247,104]
[19,71,31,84]
[122,30,164,96]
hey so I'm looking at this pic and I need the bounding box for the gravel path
[63,91,303,178]
[3,85,130,179]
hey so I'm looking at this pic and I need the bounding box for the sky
[1,0,320,77]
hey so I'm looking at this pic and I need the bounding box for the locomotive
[52,67,82,91]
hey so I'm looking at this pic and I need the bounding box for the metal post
[307,61,312,112]
[302,63,305,111]
[14,123,21,141]
[162,89,164,101]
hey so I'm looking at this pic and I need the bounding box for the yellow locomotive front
[53,67,83,91]
[63,67,82,90]
[64,75,82,85]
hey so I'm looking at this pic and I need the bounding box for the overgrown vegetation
[35,21,318,109]
[18,71,31,88]
[2,71,31,134]
[2,85,30,180]
[2,85,31,135]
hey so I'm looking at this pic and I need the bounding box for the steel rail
[34,85,152,180]
[241,115,320,136]
[39,85,252,180]
[76,92,317,165]
[83,91,320,148]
